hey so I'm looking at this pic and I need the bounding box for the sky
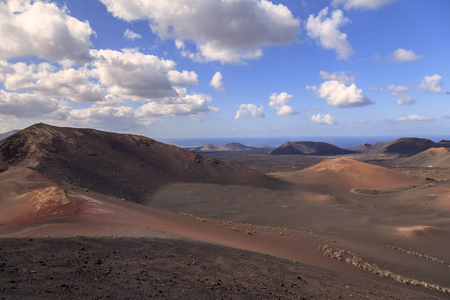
[0,0,449,140]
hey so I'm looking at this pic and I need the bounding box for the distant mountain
[437,140,450,147]
[198,143,225,152]
[270,141,354,156]
[0,130,19,141]
[353,142,386,153]
[196,142,270,152]
[0,123,288,203]
[399,147,450,168]
[368,138,437,158]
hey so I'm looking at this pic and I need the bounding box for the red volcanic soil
[0,237,439,300]
[279,157,424,190]
[399,147,450,168]
[1,124,449,299]
[0,166,442,299]
[0,123,288,203]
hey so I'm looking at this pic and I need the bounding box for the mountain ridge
[0,123,289,203]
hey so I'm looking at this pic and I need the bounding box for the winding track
[349,182,437,196]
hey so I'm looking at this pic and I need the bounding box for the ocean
[159,135,450,149]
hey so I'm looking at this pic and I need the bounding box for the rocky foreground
[0,237,440,300]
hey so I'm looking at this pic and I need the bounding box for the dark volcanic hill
[437,140,450,148]
[197,142,258,152]
[0,123,288,203]
[0,130,19,141]
[398,147,450,168]
[270,141,354,156]
[370,138,437,158]
[353,142,386,153]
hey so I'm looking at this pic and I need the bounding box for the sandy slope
[399,147,450,168]
[279,157,424,190]
[1,166,449,298]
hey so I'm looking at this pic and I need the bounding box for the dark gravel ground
[0,237,443,300]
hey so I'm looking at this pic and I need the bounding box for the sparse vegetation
[388,245,447,264]
[318,245,450,294]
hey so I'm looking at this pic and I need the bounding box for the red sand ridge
[280,157,424,190]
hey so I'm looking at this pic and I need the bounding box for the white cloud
[319,71,354,84]
[420,74,443,93]
[268,92,298,116]
[0,90,67,119]
[0,61,105,103]
[332,0,397,10]
[311,113,337,125]
[386,84,409,96]
[306,7,354,60]
[99,0,300,64]
[234,103,265,119]
[305,85,317,91]
[70,105,134,120]
[89,48,178,100]
[167,70,199,86]
[371,74,443,104]
[136,92,218,117]
[396,96,415,105]
[391,48,423,62]
[0,46,219,125]
[0,0,94,64]
[390,114,430,122]
[315,80,374,108]
[68,105,163,131]
[124,29,142,40]
[209,72,227,92]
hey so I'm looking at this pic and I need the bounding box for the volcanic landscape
[1,123,450,299]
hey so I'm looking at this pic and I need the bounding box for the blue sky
[0,0,449,139]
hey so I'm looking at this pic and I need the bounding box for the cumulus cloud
[99,0,300,64]
[371,84,412,105]
[372,74,443,105]
[0,90,67,119]
[315,80,374,108]
[319,71,354,84]
[385,84,409,96]
[124,29,142,40]
[0,46,218,125]
[234,103,265,119]
[68,105,163,131]
[67,91,219,130]
[390,114,430,122]
[0,0,94,64]
[391,49,423,62]
[332,0,397,10]
[306,7,354,60]
[167,70,199,86]
[311,113,337,125]
[396,96,415,105]
[268,92,298,116]
[136,92,218,117]
[420,74,443,93]
[0,61,105,103]
[209,72,227,92]
[90,48,182,100]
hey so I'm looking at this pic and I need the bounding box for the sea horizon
[159,135,450,149]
